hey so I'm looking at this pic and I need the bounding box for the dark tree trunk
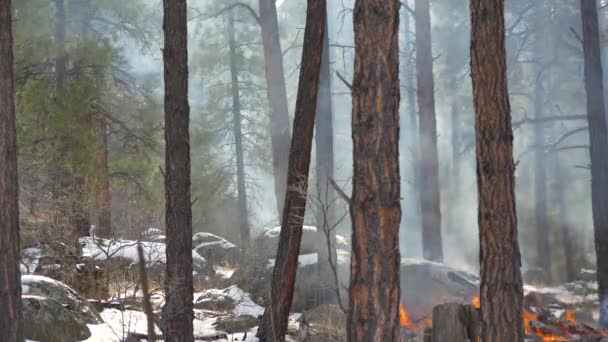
[347,0,401,341]
[256,1,326,339]
[533,3,551,281]
[470,1,525,341]
[162,0,193,340]
[258,0,291,220]
[580,0,608,329]
[228,11,250,248]
[0,0,23,340]
[315,11,336,281]
[415,0,443,262]
[93,112,112,238]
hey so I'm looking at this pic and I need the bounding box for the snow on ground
[267,253,318,269]
[194,285,264,317]
[20,247,42,274]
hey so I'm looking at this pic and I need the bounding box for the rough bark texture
[347,0,401,341]
[315,11,336,283]
[228,12,250,248]
[470,1,525,341]
[162,0,193,340]
[415,0,443,263]
[580,0,608,329]
[258,0,291,219]
[0,0,23,340]
[431,303,480,342]
[93,112,112,238]
[533,3,551,280]
[256,1,326,340]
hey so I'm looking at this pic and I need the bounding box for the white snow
[195,285,264,317]
[20,247,42,275]
[267,253,318,269]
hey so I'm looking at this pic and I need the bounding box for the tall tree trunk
[402,6,421,237]
[256,1,325,339]
[580,0,608,329]
[228,11,250,248]
[447,42,461,243]
[315,11,336,281]
[69,13,92,238]
[470,0,524,340]
[553,152,576,282]
[0,0,23,340]
[93,111,111,238]
[347,0,401,340]
[258,0,291,220]
[533,3,551,281]
[162,0,193,340]
[415,0,443,262]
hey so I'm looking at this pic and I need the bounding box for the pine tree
[256,0,326,339]
[162,0,193,339]
[348,0,401,340]
[0,0,23,340]
[470,0,524,340]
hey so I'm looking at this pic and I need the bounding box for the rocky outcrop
[21,275,103,342]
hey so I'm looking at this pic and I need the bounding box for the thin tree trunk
[228,11,250,248]
[580,0,608,329]
[315,11,336,282]
[533,3,551,281]
[93,112,112,238]
[447,46,461,242]
[402,6,421,236]
[258,0,291,220]
[0,0,23,340]
[347,0,401,340]
[415,0,443,262]
[162,0,193,340]
[470,0,524,340]
[553,152,576,282]
[256,1,326,339]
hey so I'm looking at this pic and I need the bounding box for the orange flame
[472,296,480,309]
[399,302,417,331]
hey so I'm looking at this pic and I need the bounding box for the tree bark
[415,0,443,263]
[228,11,250,248]
[0,0,23,340]
[470,1,525,341]
[258,0,291,220]
[314,11,336,283]
[256,1,325,340]
[533,3,551,281]
[93,112,112,238]
[162,0,193,340]
[347,0,401,341]
[579,0,608,329]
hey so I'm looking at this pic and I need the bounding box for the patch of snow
[20,247,41,275]
[98,308,162,339]
[337,249,350,264]
[195,285,264,317]
[262,225,317,239]
[267,253,318,268]
[213,265,235,279]
[80,237,206,269]
[22,294,48,301]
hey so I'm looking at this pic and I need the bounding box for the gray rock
[254,226,350,258]
[22,275,102,324]
[213,315,258,334]
[22,295,92,342]
[192,232,240,266]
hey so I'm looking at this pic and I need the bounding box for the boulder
[22,295,93,342]
[194,291,236,311]
[192,232,240,266]
[22,275,102,324]
[254,226,350,258]
[213,315,258,334]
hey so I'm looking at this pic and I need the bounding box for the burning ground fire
[398,296,606,341]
